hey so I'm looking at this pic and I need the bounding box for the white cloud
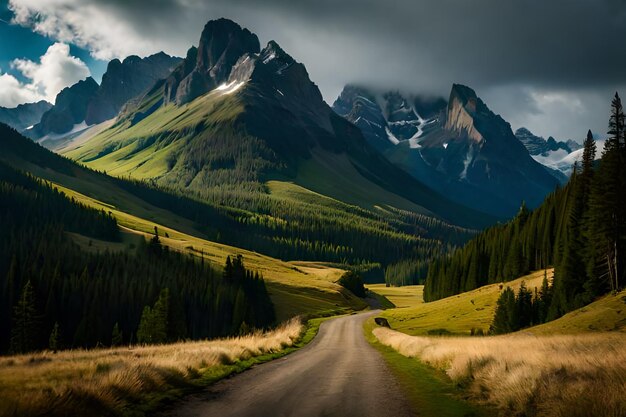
[6,0,624,140]
[0,42,90,107]
[482,85,618,141]
[8,0,193,61]
[0,72,41,107]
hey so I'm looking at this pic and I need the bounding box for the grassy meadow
[0,318,306,417]
[366,284,424,309]
[371,270,549,335]
[368,273,626,416]
[373,326,626,416]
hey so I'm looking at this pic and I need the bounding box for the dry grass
[373,327,626,416]
[0,318,303,417]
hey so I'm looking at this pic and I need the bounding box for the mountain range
[59,18,491,229]
[514,127,586,177]
[333,84,561,217]
[29,52,181,140]
[0,101,52,131]
[5,18,577,226]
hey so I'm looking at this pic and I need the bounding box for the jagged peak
[445,84,483,142]
[197,18,260,58]
[515,127,534,136]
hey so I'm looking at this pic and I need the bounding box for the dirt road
[167,311,413,417]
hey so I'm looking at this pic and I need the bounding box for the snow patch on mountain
[532,140,605,176]
[385,127,400,145]
[216,81,246,95]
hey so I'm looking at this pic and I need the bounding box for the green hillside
[0,124,366,322]
[370,269,625,336]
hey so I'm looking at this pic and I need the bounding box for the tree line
[426,93,626,327]
[0,163,275,353]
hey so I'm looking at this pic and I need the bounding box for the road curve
[166,311,413,417]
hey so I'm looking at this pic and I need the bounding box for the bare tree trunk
[607,249,616,294]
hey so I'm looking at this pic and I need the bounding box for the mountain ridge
[333,83,560,217]
[0,100,52,131]
[63,18,494,230]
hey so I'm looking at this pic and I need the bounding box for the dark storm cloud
[8,0,626,138]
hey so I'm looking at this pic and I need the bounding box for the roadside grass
[0,316,334,417]
[364,320,487,417]
[375,270,548,336]
[372,326,626,417]
[366,284,424,309]
[370,273,626,416]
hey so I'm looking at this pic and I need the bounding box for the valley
[0,4,624,417]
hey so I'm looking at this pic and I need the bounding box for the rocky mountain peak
[85,52,180,125]
[0,100,53,132]
[445,84,484,142]
[34,77,99,136]
[514,127,580,156]
[164,19,260,105]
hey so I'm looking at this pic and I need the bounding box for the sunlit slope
[64,89,243,179]
[371,269,625,336]
[366,284,424,309]
[56,183,367,321]
[528,289,626,334]
[372,270,548,335]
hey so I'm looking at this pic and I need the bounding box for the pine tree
[537,271,552,323]
[136,289,169,345]
[152,288,169,343]
[581,130,597,187]
[49,322,60,353]
[10,281,39,354]
[589,93,625,294]
[111,322,123,346]
[490,287,516,334]
[136,306,153,344]
[515,281,533,328]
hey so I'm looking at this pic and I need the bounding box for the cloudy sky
[1,0,624,140]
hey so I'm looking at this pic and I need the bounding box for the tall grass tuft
[373,327,626,416]
[0,318,302,417]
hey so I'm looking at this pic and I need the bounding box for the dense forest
[0,163,275,353]
[0,123,473,283]
[113,176,470,271]
[426,93,626,326]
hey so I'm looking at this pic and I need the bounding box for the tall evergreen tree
[111,322,123,347]
[10,281,39,353]
[48,322,60,353]
[589,93,625,294]
[490,287,516,334]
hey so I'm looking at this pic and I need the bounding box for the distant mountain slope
[333,84,560,217]
[33,77,99,137]
[86,52,182,124]
[515,127,581,156]
[62,18,493,230]
[0,101,52,131]
[514,127,587,177]
[30,53,181,139]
